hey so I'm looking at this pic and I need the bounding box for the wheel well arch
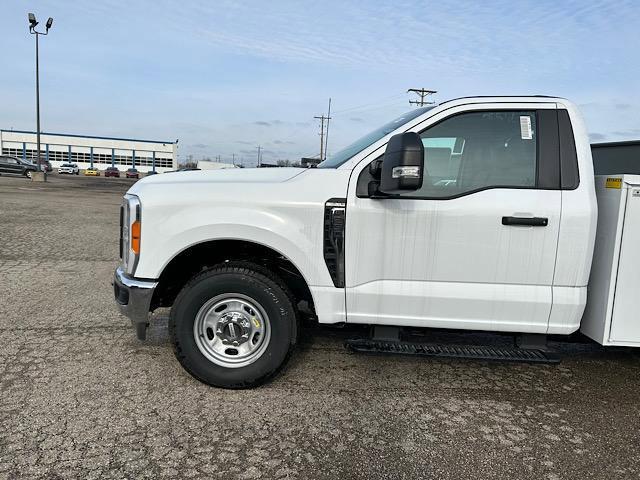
[150,239,315,314]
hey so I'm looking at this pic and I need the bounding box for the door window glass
[404,111,537,198]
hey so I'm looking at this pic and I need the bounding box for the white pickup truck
[113,96,640,388]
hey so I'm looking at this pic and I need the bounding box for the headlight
[120,194,141,275]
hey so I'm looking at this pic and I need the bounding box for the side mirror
[379,132,424,194]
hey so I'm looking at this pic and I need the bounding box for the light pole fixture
[28,13,54,172]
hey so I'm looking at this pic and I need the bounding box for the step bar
[345,338,560,364]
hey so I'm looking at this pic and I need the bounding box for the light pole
[28,13,53,172]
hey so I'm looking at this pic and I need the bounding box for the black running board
[345,339,560,364]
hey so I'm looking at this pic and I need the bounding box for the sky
[1,0,639,166]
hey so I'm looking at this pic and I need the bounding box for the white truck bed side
[581,175,640,345]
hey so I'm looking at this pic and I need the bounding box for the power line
[407,88,437,107]
[331,93,406,115]
[333,99,410,118]
[273,94,406,148]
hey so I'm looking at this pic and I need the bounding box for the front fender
[134,203,332,289]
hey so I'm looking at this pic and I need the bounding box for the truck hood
[126,166,352,230]
[131,167,305,191]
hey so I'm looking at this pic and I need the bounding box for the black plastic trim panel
[536,109,560,189]
[558,109,580,190]
[119,205,124,259]
[323,198,346,288]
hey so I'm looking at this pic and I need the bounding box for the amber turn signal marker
[131,220,141,254]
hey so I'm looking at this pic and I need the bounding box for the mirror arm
[367,180,395,199]
[369,159,383,178]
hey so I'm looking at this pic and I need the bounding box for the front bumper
[113,267,157,340]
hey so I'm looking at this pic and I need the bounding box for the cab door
[344,104,562,333]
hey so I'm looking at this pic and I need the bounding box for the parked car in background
[0,155,37,178]
[125,168,139,179]
[145,170,158,176]
[105,166,120,178]
[84,167,100,176]
[58,163,80,175]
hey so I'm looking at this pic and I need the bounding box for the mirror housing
[379,132,424,194]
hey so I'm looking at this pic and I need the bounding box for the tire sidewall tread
[169,261,297,388]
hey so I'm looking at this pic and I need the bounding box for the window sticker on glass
[520,115,533,140]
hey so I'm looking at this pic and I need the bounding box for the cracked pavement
[1,174,639,479]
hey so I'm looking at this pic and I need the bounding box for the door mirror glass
[379,132,424,194]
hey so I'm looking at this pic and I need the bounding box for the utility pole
[257,145,262,167]
[324,98,331,161]
[232,153,236,165]
[314,115,326,161]
[314,98,332,161]
[407,88,437,107]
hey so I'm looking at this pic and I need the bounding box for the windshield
[317,106,434,168]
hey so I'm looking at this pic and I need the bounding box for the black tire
[169,261,297,388]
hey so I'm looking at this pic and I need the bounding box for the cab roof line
[437,95,565,107]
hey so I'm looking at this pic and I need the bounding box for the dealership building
[0,129,177,173]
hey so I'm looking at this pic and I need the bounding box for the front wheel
[169,262,297,388]
[25,170,32,179]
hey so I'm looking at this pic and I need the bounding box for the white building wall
[0,130,177,173]
[197,160,238,170]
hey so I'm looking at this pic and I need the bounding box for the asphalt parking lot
[1,174,639,479]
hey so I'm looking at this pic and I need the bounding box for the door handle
[502,216,548,227]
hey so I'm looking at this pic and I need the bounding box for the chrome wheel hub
[217,312,251,346]
[193,294,270,368]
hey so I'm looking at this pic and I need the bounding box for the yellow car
[84,167,100,176]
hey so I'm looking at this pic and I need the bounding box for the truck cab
[114,96,598,388]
